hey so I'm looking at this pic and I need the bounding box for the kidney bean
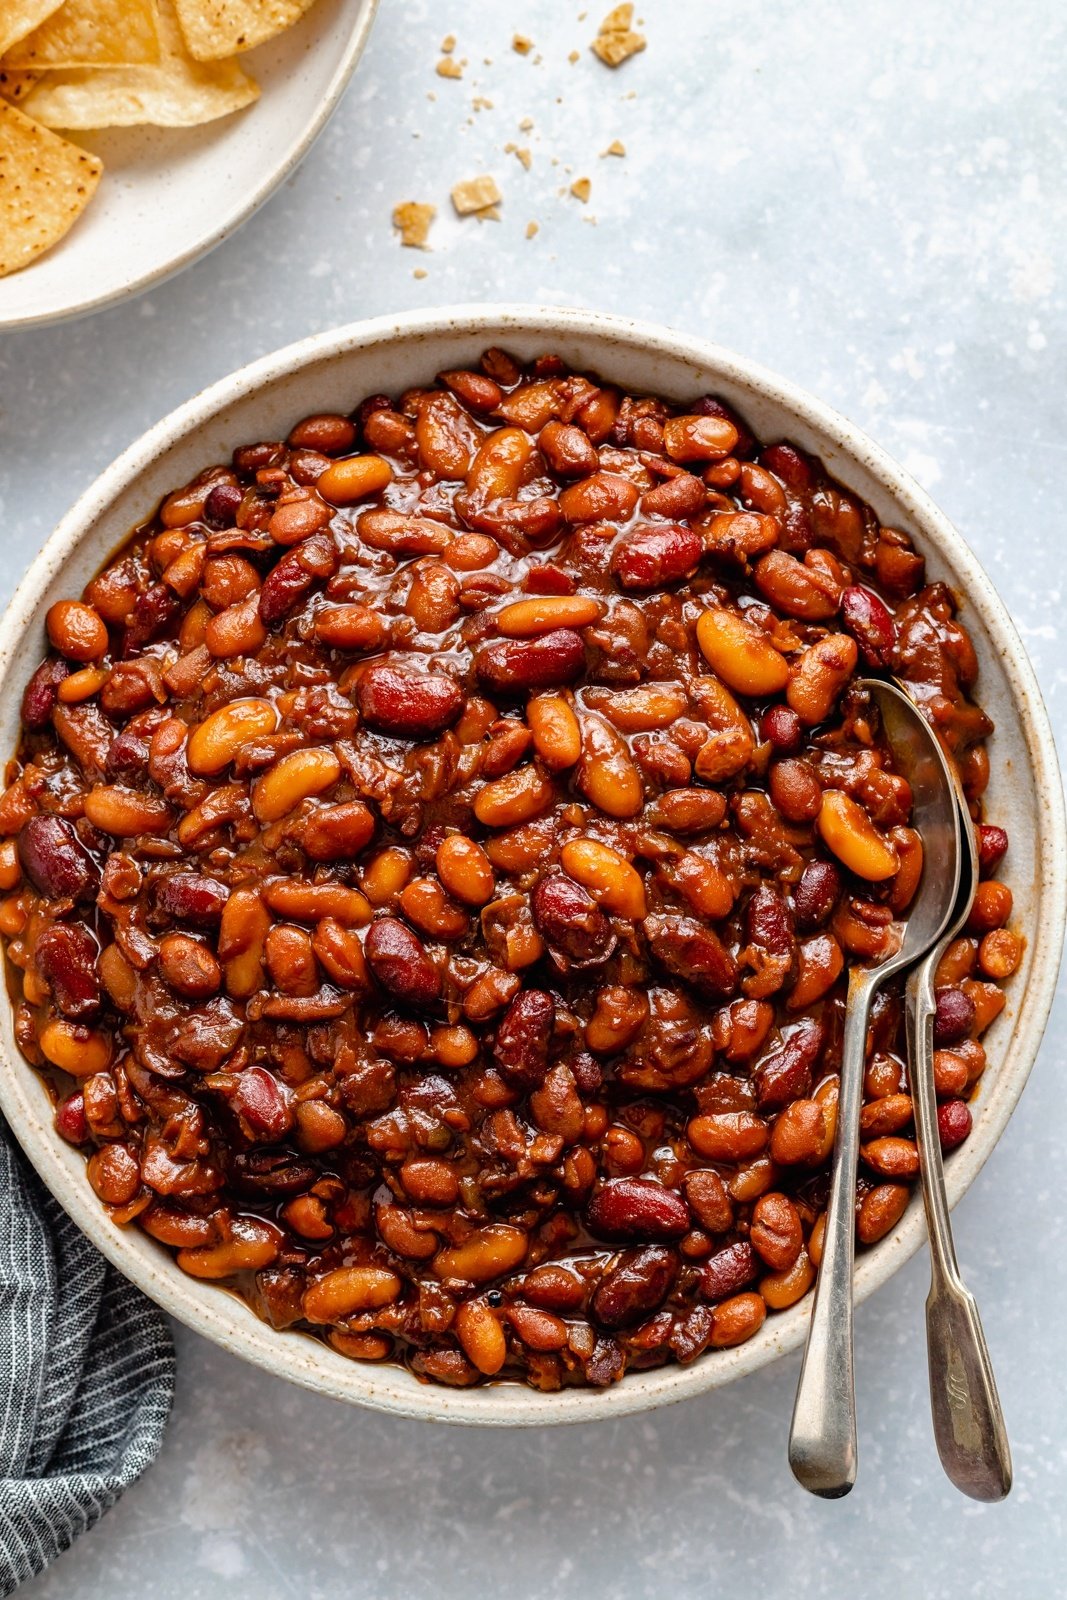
[364,917,441,1007]
[592,1246,679,1328]
[684,1169,734,1234]
[35,923,100,1019]
[793,859,842,929]
[494,988,555,1088]
[701,1241,758,1300]
[976,823,1009,877]
[355,663,464,739]
[937,1098,973,1151]
[231,1067,293,1141]
[746,884,794,955]
[769,758,822,823]
[258,533,339,625]
[476,629,586,693]
[533,872,616,968]
[750,1192,803,1271]
[934,986,976,1045]
[154,873,228,925]
[18,817,99,902]
[55,1091,89,1145]
[587,1178,690,1242]
[752,1018,824,1110]
[204,482,244,528]
[539,420,599,478]
[841,585,897,667]
[21,657,71,728]
[760,703,803,755]
[611,523,703,590]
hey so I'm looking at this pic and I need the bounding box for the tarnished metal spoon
[906,782,1012,1501]
[789,678,963,1498]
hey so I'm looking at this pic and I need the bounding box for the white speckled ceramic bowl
[0,0,378,332]
[0,307,1062,1424]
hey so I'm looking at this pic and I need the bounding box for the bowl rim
[1,303,1063,1426]
[0,0,380,335]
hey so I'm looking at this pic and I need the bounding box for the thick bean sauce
[0,350,1019,1389]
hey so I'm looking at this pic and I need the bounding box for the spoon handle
[906,962,1012,1502]
[789,966,874,1497]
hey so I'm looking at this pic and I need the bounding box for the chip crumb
[591,2,646,66]
[451,175,502,216]
[512,33,533,54]
[526,220,539,238]
[568,49,579,62]
[518,115,534,130]
[570,177,591,202]
[601,138,626,157]
[413,267,428,279]
[436,57,463,78]
[392,201,435,249]
[472,95,493,110]
[505,144,531,169]
[440,33,455,52]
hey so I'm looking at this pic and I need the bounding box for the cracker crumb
[526,220,539,239]
[519,116,534,131]
[440,34,455,52]
[451,175,503,216]
[513,146,532,169]
[591,2,646,66]
[570,177,591,202]
[392,202,436,249]
[512,33,533,54]
[601,138,627,157]
[472,96,494,110]
[413,267,428,279]
[568,49,579,62]
[436,57,464,79]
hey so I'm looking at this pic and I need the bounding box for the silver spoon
[906,783,1012,1501]
[789,678,963,1497]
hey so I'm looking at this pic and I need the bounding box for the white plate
[0,0,377,331]
[0,306,1063,1426]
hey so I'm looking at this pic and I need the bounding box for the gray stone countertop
[1,1,1065,1594]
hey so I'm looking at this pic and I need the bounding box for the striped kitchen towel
[0,1121,175,1596]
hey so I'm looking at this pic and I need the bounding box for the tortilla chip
[16,0,258,126]
[5,0,161,68]
[173,0,317,60]
[0,0,65,58]
[0,100,102,276]
[0,69,41,103]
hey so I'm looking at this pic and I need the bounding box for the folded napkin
[0,1121,175,1597]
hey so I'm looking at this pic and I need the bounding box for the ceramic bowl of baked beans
[0,307,1062,1424]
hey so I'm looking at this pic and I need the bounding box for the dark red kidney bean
[937,1099,973,1151]
[760,704,803,755]
[591,1246,679,1329]
[21,657,71,729]
[570,1050,603,1094]
[55,1092,89,1145]
[644,913,739,998]
[760,442,813,490]
[586,1178,690,1242]
[106,727,151,780]
[700,1241,758,1299]
[475,629,586,693]
[355,393,392,433]
[18,816,100,902]
[204,483,243,529]
[35,923,101,1019]
[753,1018,825,1110]
[122,583,180,655]
[746,885,793,955]
[494,988,555,1089]
[258,533,339,625]
[933,987,976,1046]
[611,523,703,590]
[533,873,616,967]
[841,585,896,667]
[232,1066,293,1140]
[977,824,1008,877]
[365,917,441,1007]
[793,860,842,930]
[693,396,755,457]
[153,874,228,925]
[355,664,464,739]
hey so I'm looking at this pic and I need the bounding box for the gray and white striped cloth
[0,1120,175,1596]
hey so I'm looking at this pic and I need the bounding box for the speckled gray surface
[2,1,1065,1594]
